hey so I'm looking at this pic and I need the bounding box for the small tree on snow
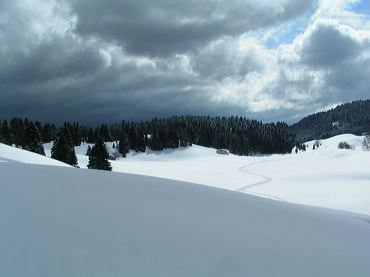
[51,127,78,166]
[22,121,45,155]
[338,141,351,150]
[87,137,112,171]
[313,140,321,150]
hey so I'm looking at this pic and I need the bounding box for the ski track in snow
[236,158,288,202]
[0,157,17,163]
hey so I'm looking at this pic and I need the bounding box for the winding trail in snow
[236,157,288,202]
[0,157,18,163]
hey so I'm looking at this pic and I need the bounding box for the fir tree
[66,122,82,146]
[22,121,45,155]
[87,137,112,171]
[86,145,92,156]
[167,129,179,149]
[99,124,112,142]
[41,123,56,143]
[118,132,129,157]
[148,131,163,151]
[129,127,146,152]
[10,118,25,147]
[51,127,78,166]
[87,128,95,143]
[0,120,14,146]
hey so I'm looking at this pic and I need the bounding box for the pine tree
[99,124,112,142]
[148,131,163,151]
[41,123,56,143]
[65,122,82,146]
[10,118,25,147]
[87,137,112,171]
[0,120,14,146]
[51,127,78,166]
[118,132,129,157]
[22,121,45,155]
[87,128,95,143]
[86,145,92,156]
[73,122,82,146]
[129,127,146,152]
[167,129,179,149]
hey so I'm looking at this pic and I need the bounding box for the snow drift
[1,162,370,277]
[0,143,70,167]
[45,134,370,215]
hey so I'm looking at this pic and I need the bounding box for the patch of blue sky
[264,18,308,49]
[262,1,319,49]
[348,0,370,15]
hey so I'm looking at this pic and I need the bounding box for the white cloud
[313,0,370,28]
[0,0,369,122]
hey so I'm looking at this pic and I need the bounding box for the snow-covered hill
[42,134,370,215]
[294,133,366,153]
[2,133,369,216]
[1,162,370,277]
[0,143,70,167]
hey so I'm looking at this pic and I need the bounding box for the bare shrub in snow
[313,140,322,150]
[338,141,351,150]
[363,135,370,151]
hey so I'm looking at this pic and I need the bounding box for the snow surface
[42,134,370,216]
[2,133,369,216]
[0,143,70,167]
[1,162,370,277]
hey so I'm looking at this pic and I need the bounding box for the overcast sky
[0,0,369,124]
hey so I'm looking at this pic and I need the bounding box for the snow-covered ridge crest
[0,143,70,167]
[1,162,370,277]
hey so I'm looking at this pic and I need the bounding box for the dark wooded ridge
[1,100,369,157]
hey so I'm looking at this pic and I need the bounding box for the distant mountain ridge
[292,100,370,141]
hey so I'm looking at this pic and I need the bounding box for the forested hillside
[0,116,295,156]
[292,100,370,141]
[2,100,369,156]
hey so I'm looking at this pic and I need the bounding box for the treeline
[292,100,370,141]
[0,116,296,158]
[0,118,45,155]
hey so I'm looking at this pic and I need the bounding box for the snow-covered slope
[247,134,370,215]
[45,134,370,215]
[4,133,370,216]
[0,143,70,167]
[1,162,369,277]
[294,133,365,152]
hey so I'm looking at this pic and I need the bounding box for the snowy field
[1,162,370,276]
[43,133,370,216]
[1,134,370,276]
[0,143,70,167]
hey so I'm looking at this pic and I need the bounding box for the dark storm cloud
[0,36,104,85]
[318,56,370,105]
[68,0,312,56]
[0,1,103,85]
[293,20,370,109]
[0,65,245,124]
[300,22,362,67]
[0,0,312,123]
[0,1,240,125]
[190,38,264,80]
[1,0,370,124]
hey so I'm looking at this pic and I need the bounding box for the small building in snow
[216,149,229,155]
